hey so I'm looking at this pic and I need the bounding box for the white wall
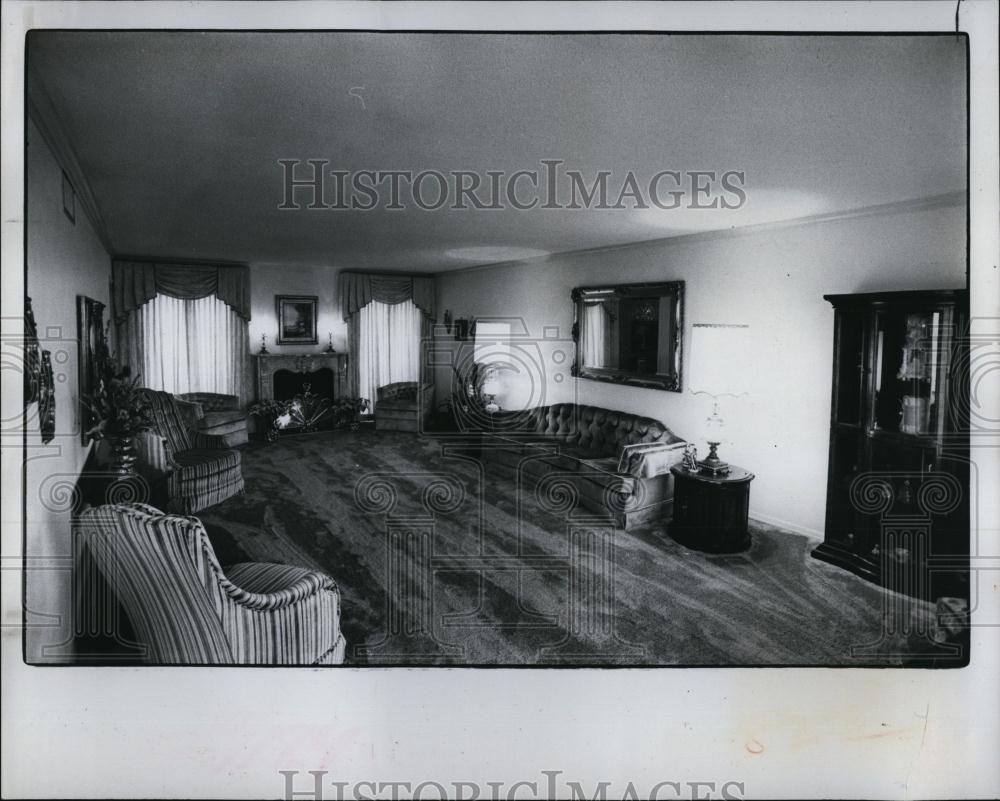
[248,263,346,356]
[24,118,111,663]
[436,201,966,538]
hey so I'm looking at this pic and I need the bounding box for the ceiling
[28,32,966,273]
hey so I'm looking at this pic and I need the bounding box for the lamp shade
[688,324,752,396]
[474,321,511,363]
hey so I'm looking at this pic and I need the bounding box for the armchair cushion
[172,448,242,477]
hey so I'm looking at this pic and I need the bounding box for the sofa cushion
[617,440,687,477]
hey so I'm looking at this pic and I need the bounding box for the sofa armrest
[617,441,687,478]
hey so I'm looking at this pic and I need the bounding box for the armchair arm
[221,562,339,611]
[135,429,178,473]
[220,562,344,665]
[617,441,687,479]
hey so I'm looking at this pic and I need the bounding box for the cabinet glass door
[872,306,954,437]
[833,309,867,426]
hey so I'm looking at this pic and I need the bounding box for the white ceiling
[28,32,966,273]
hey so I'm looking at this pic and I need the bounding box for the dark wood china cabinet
[813,290,969,602]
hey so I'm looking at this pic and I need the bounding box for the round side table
[669,464,755,553]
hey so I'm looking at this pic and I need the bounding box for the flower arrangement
[250,393,370,440]
[80,341,154,475]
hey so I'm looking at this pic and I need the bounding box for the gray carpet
[199,430,943,666]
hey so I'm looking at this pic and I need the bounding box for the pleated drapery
[338,272,435,401]
[112,259,252,405]
[338,272,435,322]
[356,300,422,410]
[124,295,252,405]
[112,260,251,323]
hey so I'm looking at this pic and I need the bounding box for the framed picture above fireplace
[276,295,318,345]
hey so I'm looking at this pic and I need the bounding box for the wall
[435,200,967,538]
[248,264,346,357]
[24,117,112,663]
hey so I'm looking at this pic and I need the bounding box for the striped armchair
[138,389,244,514]
[74,504,346,664]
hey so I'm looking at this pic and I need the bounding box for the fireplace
[256,353,349,401]
[273,368,334,401]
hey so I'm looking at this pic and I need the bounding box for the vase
[110,435,137,478]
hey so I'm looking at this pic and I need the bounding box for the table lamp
[688,323,751,475]
[480,371,502,414]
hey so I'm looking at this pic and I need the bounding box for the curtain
[112,260,251,323]
[338,272,435,321]
[339,271,435,400]
[130,294,251,404]
[582,304,607,369]
[356,300,421,409]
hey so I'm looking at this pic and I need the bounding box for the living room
[19,31,972,668]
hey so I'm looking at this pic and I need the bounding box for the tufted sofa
[479,403,687,530]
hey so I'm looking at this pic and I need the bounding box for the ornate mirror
[571,281,684,391]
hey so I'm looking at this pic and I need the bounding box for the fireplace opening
[273,368,335,401]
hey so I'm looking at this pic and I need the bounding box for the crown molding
[26,66,114,254]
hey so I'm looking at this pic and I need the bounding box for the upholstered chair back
[377,382,419,402]
[530,403,683,455]
[139,389,194,453]
[75,503,234,663]
[176,392,239,412]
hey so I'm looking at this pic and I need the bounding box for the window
[137,294,247,396]
[357,299,422,408]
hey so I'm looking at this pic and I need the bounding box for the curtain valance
[112,260,251,323]
[338,272,435,321]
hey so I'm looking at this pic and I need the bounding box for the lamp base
[697,441,731,476]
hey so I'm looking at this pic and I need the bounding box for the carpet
[198,430,944,666]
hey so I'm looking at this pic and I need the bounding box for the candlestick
[259,333,269,354]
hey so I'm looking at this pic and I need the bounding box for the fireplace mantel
[256,352,349,401]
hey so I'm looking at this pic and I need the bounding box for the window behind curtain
[357,299,421,408]
[138,294,246,396]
